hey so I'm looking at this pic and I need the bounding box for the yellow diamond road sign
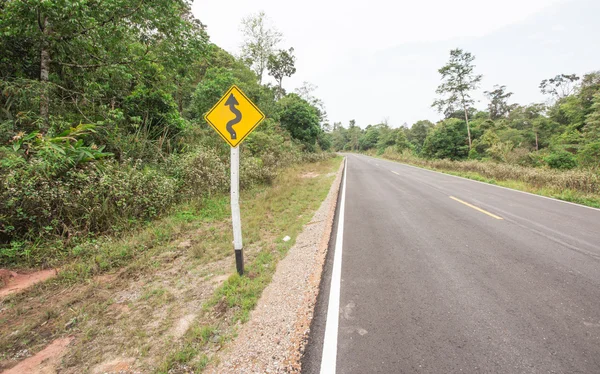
[204,85,265,147]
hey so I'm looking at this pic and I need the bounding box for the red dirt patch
[3,336,73,374]
[91,357,136,374]
[0,269,57,298]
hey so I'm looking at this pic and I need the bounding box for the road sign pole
[204,85,264,276]
[231,146,244,275]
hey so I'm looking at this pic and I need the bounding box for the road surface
[302,154,600,374]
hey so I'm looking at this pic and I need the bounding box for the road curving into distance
[303,153,600,374]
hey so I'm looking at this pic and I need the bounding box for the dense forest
[0,1,330,263]
[328,49,600,172]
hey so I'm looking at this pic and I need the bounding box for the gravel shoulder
[207,158,345,373]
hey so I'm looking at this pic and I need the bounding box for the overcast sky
[193,0,600,128]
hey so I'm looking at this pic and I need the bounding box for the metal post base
[235,249,244,276]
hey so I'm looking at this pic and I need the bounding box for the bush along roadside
[376,149,600,208]
[0,125,335,267]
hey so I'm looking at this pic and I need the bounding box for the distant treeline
[327,49,600,172]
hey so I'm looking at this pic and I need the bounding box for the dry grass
[379,150,600,208]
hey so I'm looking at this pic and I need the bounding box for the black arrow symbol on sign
[225,93,242,140]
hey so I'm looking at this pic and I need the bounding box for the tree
[267,47,296,97]
[359,125,380,150]
[295,81,327,121]
[190,67,237,118]
[376,124,399,152]
[484,85,515,120]
[394,128,411,153]
[407,120,434,153]
[540,74,580,100]
[277,94,320,151]
[0,0,208,130]
[422,119,469,160]
[432,49,482,149]
[330,122,349,151]
[347,119,361,151]
[584,92,600,140]
[240,11,282,84]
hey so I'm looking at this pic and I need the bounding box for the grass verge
[155,156,343,372]
[373,152,600,209]
[0,156,342,373]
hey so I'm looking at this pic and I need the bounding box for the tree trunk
[535,131,539,151]
[40,16,50,127]
[463,105,472,149]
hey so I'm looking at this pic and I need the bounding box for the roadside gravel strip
[208,158,345,373]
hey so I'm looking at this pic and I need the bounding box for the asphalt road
[303,154,600,374]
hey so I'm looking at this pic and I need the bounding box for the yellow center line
[391,170,400,175]
[449,196,503,220]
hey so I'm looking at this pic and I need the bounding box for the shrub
[578,142,600,170]
[168,148,228,198]
[0,159,178,245]
[505,147,535,167]
[240,156,277,188]
[545,150,577,170]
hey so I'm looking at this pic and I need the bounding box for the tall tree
[267,47,296,97]
[539,74,580,100]
[432,48,483,149]
[240,11,282,84]
[295,81,327,121]
[484,85,515,120]
[0,0,207,129]
[347,119,361,151]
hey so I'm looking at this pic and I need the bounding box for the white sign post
[204,85,265,276]
[231,146,244,275]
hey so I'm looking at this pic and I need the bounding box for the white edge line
[320,157,348,374]
[359,154,600,213]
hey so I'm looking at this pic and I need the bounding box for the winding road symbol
[204,85,264,147]
[225,93,242,140]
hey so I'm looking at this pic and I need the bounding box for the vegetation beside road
[376,150,600,208]
[0,4,331,266]
[0,156,341,372]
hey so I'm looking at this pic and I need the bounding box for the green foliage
[277,94,321,152]
[577,142,600,170]
[123,86,185,137]
[0,3,336,267]
[484,85,515,120]
[317,131,332,151]
[190,67,237,120]
[584,92,600,140]
[407,120,434,153]
[267,47,296,94]
[240,11,282,84]
[422,119,469,160]
[359,126,380,151]
[432,49,482,119]
[7,124,112,174]
[545,150,577,170]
